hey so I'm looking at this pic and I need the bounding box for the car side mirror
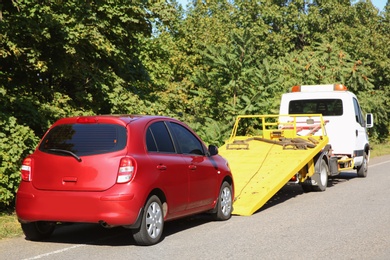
[366,113,374,128]
[208,145,219,156]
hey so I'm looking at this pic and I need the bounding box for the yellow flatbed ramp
[219,115,329,216]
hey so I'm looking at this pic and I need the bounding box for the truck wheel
[212,181,233,221]
[21,221,56,241]
[357,152,368,178]
[132,195,164,246]
[312,159,329,191]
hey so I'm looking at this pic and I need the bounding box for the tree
[0,0,170,208]
[306,0,390,140]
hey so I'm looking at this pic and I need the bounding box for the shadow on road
[328,171,358,187]
[254,171,358,214]
[32,213,214,246]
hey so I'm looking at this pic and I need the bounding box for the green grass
[1,142,389,240]
[370,141,390,158]
[0,211,23,240]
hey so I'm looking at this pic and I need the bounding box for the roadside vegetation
[0,211,22,240]
[371,140,390,158]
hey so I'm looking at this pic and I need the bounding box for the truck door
[352,97,368,159]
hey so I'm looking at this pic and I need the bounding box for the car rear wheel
[212,181,233,221]
[132,195,164,246]
[21,221,56,241]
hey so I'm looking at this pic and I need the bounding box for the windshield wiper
[48,149,82,162]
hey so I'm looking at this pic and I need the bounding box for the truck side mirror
[366,113,374,128]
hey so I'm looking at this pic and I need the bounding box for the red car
[16,115,234,245]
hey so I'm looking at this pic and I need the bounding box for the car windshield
[39,124,127,156]
[288,99,343,116]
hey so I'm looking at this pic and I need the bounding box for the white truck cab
[279,84,374,177]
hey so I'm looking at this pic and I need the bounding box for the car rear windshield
[39,124,127,156]
[288,99,343,116]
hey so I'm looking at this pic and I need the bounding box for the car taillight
[117,157,135,183]
[21,157,32,182]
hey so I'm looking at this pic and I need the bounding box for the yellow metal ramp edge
[218,114,329,216]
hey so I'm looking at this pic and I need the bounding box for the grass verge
[370,141,390,158]
[0,211,23,240]
[1,142,389,240]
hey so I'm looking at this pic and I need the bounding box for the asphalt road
[1,155,390,260]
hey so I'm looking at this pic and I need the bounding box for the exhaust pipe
[99,220,115,228]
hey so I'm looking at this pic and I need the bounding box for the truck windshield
[288,99,343,116]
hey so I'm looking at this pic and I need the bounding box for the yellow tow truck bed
[219,115,329,216]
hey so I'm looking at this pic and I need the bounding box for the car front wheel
[21,221,56,241]
[212,181,233,221]
[132,195,164,246]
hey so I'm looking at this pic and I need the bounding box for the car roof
[52,115,175,127]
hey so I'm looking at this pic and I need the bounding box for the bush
[0,115,38,210]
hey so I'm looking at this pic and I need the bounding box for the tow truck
[219,84,374,216]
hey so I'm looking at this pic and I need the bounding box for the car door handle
[157,164,167,170]
[188,164,197,170]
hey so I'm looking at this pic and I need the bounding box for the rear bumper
[16,182,143,226]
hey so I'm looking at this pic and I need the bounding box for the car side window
[146,122,176,153]
[169,122,205,155]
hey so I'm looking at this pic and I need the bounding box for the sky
[371,0,386,11]
[177,1,387,11]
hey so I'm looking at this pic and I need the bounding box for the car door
[167,122,218,210]
[146,121,189,215]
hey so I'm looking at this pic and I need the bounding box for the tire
[357,152,368,178]
[301,158,328,192]
[212,182,233,221]
[132,195,164,246]
[21,221,56,241]
[312,158,329,191]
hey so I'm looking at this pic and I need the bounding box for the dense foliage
[1,0,389,209]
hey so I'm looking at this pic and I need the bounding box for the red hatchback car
[16,115,234,245]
